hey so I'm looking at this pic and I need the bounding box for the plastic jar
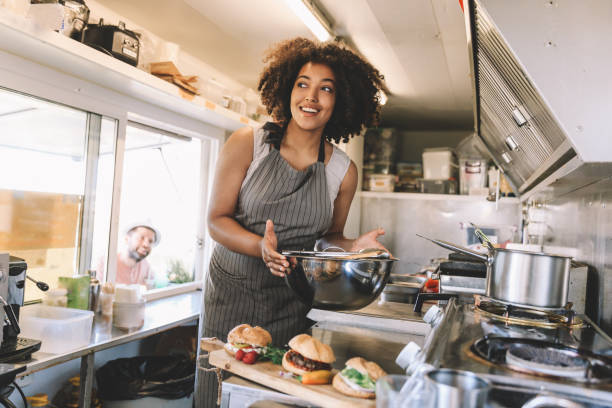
[369,174,396,192]
[99,291,114,316]
[42,288,68,307]
[113,300,145,330]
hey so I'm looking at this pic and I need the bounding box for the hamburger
[332,357,387,399]
[224,324,272,357]
[282,334,335,376]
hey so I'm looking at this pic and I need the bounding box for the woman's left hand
[350,227,389,253]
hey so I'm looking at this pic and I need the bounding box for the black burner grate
[471,337,612,383]
[474,300,582,328]
[506,343,589,379]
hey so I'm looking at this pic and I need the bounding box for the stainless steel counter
[19,290,201,407]
[308,297,430,335]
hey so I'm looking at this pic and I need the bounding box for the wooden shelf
[358,190,520,203]
[0,10,260,131]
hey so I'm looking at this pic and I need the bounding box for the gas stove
[408,297,612,407]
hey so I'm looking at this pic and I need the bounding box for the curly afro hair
[258,37,385,144]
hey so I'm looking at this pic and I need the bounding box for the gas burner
[506,343,588,379]
[474,298,584,328]
[472,337,612,383]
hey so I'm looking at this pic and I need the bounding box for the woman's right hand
[260,220,289,277]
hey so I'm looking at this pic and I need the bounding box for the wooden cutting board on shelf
[201,338,375,408]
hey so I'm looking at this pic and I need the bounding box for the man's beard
[128,249,148,262]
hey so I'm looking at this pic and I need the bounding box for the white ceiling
[94,0,475,131]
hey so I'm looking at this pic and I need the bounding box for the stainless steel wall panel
[359,195,521,275]
[530,177,612,333]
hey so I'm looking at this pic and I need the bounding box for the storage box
[20,305,93,354]
[417,178,457,194]
[368,174,396,192]
[422,148,457,180]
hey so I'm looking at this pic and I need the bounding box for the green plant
[166,258,192,283]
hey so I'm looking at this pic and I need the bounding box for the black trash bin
[96,355,195,403]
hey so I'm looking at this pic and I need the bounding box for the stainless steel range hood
[464,0,612,197]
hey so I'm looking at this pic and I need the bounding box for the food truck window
[109,123,202,291]
[0,87,118,301]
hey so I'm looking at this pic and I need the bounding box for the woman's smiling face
[290,62,336,133]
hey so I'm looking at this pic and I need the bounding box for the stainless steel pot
[425,369,491,408]
[282,250,396,310]
[417,235,572,309]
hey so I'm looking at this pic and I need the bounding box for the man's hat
[124,220,161,246]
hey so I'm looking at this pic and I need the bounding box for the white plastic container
[422,148,457,180]
[114,284,143,303]
[20,305,94,354]
[113,301,145,330]
[42,288,68,307]
[369,174,396,192]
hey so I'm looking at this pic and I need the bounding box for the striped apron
[197,131,332,406]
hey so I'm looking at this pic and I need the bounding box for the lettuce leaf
[340,367,376,390]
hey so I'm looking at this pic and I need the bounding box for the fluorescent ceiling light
[283,0,334,42]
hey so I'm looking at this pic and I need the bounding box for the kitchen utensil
[425,368,490,408]
[470,222,495,251]
[381,275,426,304]
[83,19,140,66]
[416,234,572,309]
[282,250,397,310]
[26,275,49,291]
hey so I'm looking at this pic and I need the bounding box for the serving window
[0,85,216,301]
[0,87,117,301]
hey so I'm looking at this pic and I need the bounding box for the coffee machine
[0,254,41,363]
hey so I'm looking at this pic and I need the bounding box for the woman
[199,37,385,406]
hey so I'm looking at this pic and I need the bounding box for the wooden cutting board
[201,338,375,408]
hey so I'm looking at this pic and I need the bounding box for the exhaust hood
[464,0,612,197]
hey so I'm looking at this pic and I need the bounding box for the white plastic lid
[423,305,442,324]
[395,341,422,370]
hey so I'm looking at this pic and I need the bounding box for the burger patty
[287,350,332,371]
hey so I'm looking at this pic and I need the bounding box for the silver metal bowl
[282,250,397,310]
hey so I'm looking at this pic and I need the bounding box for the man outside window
[97,221,161,288]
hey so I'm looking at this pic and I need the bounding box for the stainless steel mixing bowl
[282,250,397,310]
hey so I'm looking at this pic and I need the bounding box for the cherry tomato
[235,349,245,361]
[242,351,258,364]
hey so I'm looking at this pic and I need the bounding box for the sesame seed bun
[288,334,335,364]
